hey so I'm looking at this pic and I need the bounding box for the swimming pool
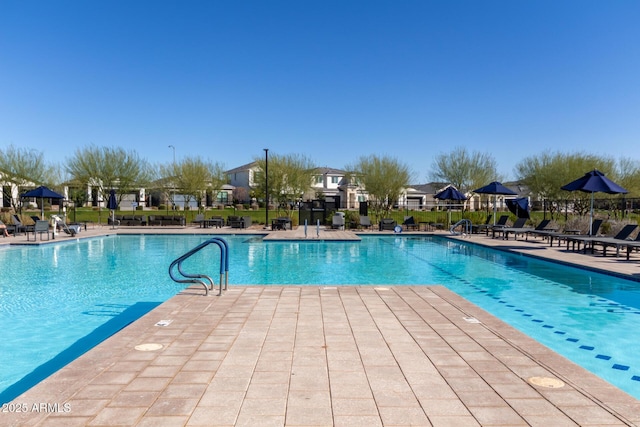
[1,234,640,403]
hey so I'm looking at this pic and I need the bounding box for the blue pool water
[1,234,640,403]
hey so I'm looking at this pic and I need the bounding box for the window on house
[314,176,323,184]
[331,176,339,184]
[217,191,228,204]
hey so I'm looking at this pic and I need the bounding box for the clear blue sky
[2,1,639,182]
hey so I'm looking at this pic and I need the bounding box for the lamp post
[168,145,176,212]
[264,148,269,229]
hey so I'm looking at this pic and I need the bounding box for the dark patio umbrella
[506,197,530,219]
[472,182,517,225]
[107,189,118,228]
[434,186,467,202]
[561,169,628,235]
[21,185,65,218]
[435,186,467,225]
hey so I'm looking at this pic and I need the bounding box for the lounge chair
[495,217,529,240]
[566,224,637,254]
[471,214,492,234]
[523,219,553,240]
[11,214,31,235]
[359,215,372,230]
[26,220,51,241]
[589,225,639,257]
[272,217,292,230]
[485,215,509,237]
[623,233,640,260]
[538,219,603,247]
[379,218,397,231]
[402,216,419,231]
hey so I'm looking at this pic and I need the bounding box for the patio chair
[332,213,345,230]
[379,218,397,231]
[359,215,372,230]
[26,220,51,241]
[193,214,205,227]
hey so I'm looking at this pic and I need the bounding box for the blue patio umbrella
[472,182,517,225]
[434,186,467,202]
[21,185,65,217]
[107,189,118,228]
[435,186,467,225]
[561,169,628,235]
[506,197,530,219]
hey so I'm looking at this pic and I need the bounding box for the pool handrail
[168,237,229,296]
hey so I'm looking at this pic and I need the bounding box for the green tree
[157,157,227,210]
[347,155,412,221]
[0,145,59,212]
[66,146,152,222]
[253,153,316,218]
[515,151,617,218]
[430,146,500,194]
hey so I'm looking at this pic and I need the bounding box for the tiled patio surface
[2,223,640,426]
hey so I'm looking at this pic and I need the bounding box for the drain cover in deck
[528,376,565,388]
[135,343,163,352]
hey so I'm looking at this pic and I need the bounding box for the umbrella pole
[590,193,594,235]
[493,196,497,225]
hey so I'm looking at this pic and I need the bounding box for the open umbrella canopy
[506,197,530,219]
[434,186,467,201]
[21,186,64,199]
[21,186,65,218]
[561,169,627,235]
[561,169,628,194]
[473,182,517,225]
[472,181,518,195]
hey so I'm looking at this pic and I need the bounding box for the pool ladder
[168,237,229,296]
[450,219,472,236]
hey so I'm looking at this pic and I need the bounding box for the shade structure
[472,182,517,225]
[107,190,118,228]
[561,169,628,235]
[506,197,530,219]
[21,185,65,218]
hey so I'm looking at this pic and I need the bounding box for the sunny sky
[1,1,639,182]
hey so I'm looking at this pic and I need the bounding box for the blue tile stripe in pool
[382,238,640,392]
[448,266,640,388]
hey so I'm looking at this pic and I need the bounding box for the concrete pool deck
[2,224,640,426]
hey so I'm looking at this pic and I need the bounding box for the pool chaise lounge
[591,228,640,258]
[531,219,603,247]
[493,217,529,240]
[566,223,638,254]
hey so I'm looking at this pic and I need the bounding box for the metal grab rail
[168,237,229,296]
[450,219,472,236]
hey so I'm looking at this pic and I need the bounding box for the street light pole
[168,145,176,211]
[264,148,269,229]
